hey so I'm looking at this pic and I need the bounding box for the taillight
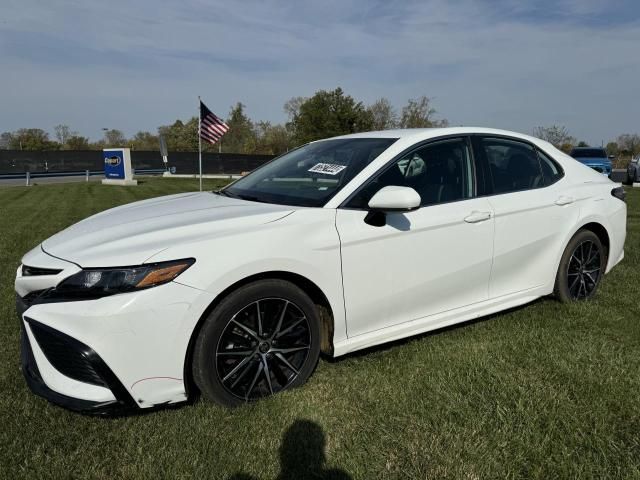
[611,186,626,202]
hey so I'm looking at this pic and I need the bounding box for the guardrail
[0,168,167,185]
[2,168,629,186]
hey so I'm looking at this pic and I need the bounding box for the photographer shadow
[230,419,351,480]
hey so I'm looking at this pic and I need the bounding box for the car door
[472,136,580,298]
[336,137,495,338]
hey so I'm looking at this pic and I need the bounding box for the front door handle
[464,211,492,223]
[555,196,574,206]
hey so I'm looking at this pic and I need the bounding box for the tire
[554,230,606,303]
[192,279,321,407]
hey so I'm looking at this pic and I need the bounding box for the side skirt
[332,285,550,357]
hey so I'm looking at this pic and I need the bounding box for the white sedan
[15,128,627,413]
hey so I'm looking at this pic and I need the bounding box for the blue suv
[569,147,612,177]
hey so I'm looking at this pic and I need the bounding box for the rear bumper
[606,202,627,273]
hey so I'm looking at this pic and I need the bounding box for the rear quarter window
[537,149,564,186]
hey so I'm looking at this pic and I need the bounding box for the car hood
[41,192,295,267]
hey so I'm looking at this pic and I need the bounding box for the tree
[131,131,159,150]
[399,96,448,128]
[367,98,397,130]
[0,132,13,149]
[577,141,589,147]
[65,135,90,149]
[290,88,374,144]
[8,128,58,150]
[532,125,576,152]
[158,118,199,151]
[54,124,77,146]
[616,133,640,158]
[103,129,127,147]
[284,96,307,123]
[222,102,257,153]
[254,121,292,155]
[606,141,619,157]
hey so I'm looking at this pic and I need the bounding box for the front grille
[28,320,107,388]
[22,265,62,277]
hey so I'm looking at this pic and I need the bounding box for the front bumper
[20,315,137,415]
[16,279,214,414]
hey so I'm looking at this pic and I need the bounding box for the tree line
[0,88,446,155]
[1,87,638,162]
[532,125,640,164]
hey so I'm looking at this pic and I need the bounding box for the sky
[1,0,639,145]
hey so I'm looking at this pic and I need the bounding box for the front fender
[145,209,348,346]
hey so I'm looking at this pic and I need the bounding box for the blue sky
[1,0,639,144]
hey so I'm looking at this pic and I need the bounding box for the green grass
[1,178,639,479]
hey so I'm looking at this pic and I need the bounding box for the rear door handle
[555,196,574,206]
[464,211,492,223]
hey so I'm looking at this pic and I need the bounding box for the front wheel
[554,230,606,302]
[192,279,321,407]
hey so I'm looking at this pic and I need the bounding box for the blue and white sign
[102,148,137,185]
[103,150,125,179]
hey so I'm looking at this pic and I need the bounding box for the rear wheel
[192,279,321,407]
[554,230,606,302]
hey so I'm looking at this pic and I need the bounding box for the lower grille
[28,320,107,388]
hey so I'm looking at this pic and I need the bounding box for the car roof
[327,127,545,145]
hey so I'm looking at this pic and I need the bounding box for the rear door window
[480,137,544,194]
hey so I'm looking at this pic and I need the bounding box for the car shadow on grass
[229,419,352,480]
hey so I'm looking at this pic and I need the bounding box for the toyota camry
[15,128,627,414]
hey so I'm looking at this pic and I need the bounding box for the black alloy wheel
[566,240,602,300]
[192,279,321,407]
[554,229,606,303]
[216,298,311,400]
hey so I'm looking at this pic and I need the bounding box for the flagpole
[198,95,203,192]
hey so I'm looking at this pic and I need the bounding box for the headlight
[41,258,195,301]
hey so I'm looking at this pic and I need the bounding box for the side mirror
[365,186,421,226]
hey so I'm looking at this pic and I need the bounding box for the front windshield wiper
[214,189,237,198]
[214,189,267,203]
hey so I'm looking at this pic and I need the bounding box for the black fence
[0,150,275,175]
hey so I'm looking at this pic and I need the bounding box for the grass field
[1,178,639,479]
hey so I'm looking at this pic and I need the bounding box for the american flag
[199,100,229,144]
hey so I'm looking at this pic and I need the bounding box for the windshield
[570,148,607,158]
[223,138,398,207]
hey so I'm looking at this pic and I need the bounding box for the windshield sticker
[308,163,346,175]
